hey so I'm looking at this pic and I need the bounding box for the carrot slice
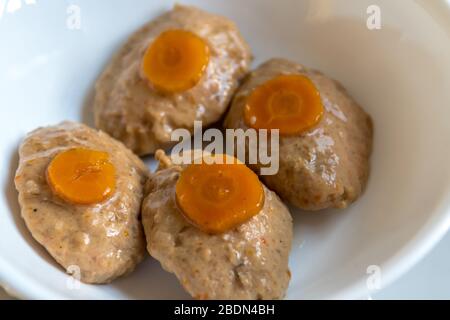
[46,148,116,205]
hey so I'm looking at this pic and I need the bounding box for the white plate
[0,0,449,299]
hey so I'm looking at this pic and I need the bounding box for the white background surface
[1,231,449,300]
